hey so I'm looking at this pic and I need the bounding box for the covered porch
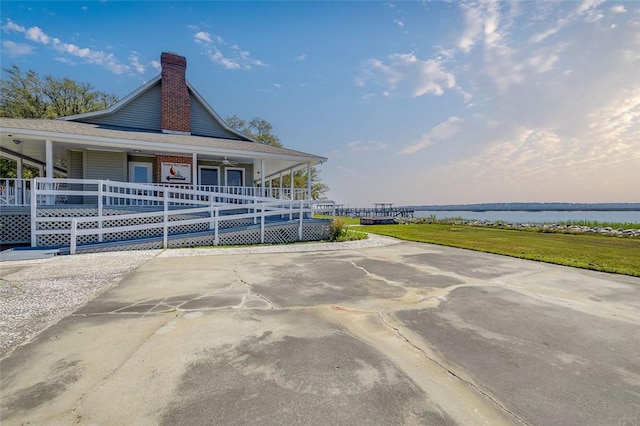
[0,118,323,205]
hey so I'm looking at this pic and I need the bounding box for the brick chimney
[160,52,191,134]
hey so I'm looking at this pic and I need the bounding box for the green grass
[315,215,360,225]
[359,223,640,276]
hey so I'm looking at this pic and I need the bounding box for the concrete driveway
[2,239,639,425]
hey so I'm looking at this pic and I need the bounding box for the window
[129,162,152,183]
[199,166,220,187]
[225,168,244,187]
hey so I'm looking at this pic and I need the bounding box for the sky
[1,0,639,206]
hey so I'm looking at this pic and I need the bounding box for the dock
[315,202,415,219]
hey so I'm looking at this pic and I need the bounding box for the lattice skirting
[0,214,30,244]
[74,221,331,254]
[1,206,325,249]
[32,208,264,247]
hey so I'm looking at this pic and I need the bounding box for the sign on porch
[161,162,191,184]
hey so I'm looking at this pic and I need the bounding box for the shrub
[328,218,367,242]
[329,218,347,241]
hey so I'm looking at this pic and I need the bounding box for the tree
[0,65,119,177]
[226,114,329,200]
[226,114,282,147]
[0,65,118,119]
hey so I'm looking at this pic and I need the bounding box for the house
[0,52,333,252]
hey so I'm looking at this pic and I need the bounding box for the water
[414,210,640,224]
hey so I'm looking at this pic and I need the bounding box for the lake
[414,210,640,224]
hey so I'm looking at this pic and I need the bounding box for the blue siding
[76,84,161,131]
[86,151,126,181]
[71,82,248,142]
[190,96,244,139]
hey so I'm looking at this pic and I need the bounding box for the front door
[128,162,152,205]
[129,162,152,183]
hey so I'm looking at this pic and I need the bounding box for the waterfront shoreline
[400,217,640,237]
[412,209,640,226]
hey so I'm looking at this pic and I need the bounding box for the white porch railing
[27,178,335,253]
[0,178,309,206]
[161,184,307,201]
[0,178,32,206]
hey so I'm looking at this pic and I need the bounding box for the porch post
[45,140,54,205]
[45,140,54,178]
[16,157,23,178]
[30,179,37,247]
[290,169,294,199]
[16,158,23,204]
[306,162,312,201]
[279,172,283,200]
[260,159,265,197]
[192,153,198,188]
[289,169,294,219]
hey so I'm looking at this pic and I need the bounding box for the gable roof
[60,75,253,142]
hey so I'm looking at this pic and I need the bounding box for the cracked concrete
[1,240,639,425]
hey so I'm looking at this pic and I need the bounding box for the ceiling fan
[220,157,237,167]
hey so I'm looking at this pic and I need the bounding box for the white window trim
[198,165,220,186]
[224,167,245,186]
[128,161,153,183]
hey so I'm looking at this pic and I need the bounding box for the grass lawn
[359,223,640,277]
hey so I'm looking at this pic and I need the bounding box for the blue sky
[2,1,639,205]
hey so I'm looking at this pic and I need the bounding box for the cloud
[129,52,145,74]
[194,31,212,44]
[150,60,161,71]
[2,20,25,33]
[415,12,640,202]
[530,0,609,45]
[401,116,462,154]
[2,40,34,56]
[530,27,560,44]
[2,19,130,74]
[357,52,457,98]
[24,26,50,44]
[51,39,129,74]
[295,53,306,61]
[191,28,267,70]
[425,108,639,202]
[458,0,504,53]
[346,140,388,152]
[528,45,564,73]
[576,0,605,15]
[610,5,626,13]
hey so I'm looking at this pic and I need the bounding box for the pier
[316,202,415,219]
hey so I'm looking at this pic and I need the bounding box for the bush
[329,218,367,242]
[329,218,347,241]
